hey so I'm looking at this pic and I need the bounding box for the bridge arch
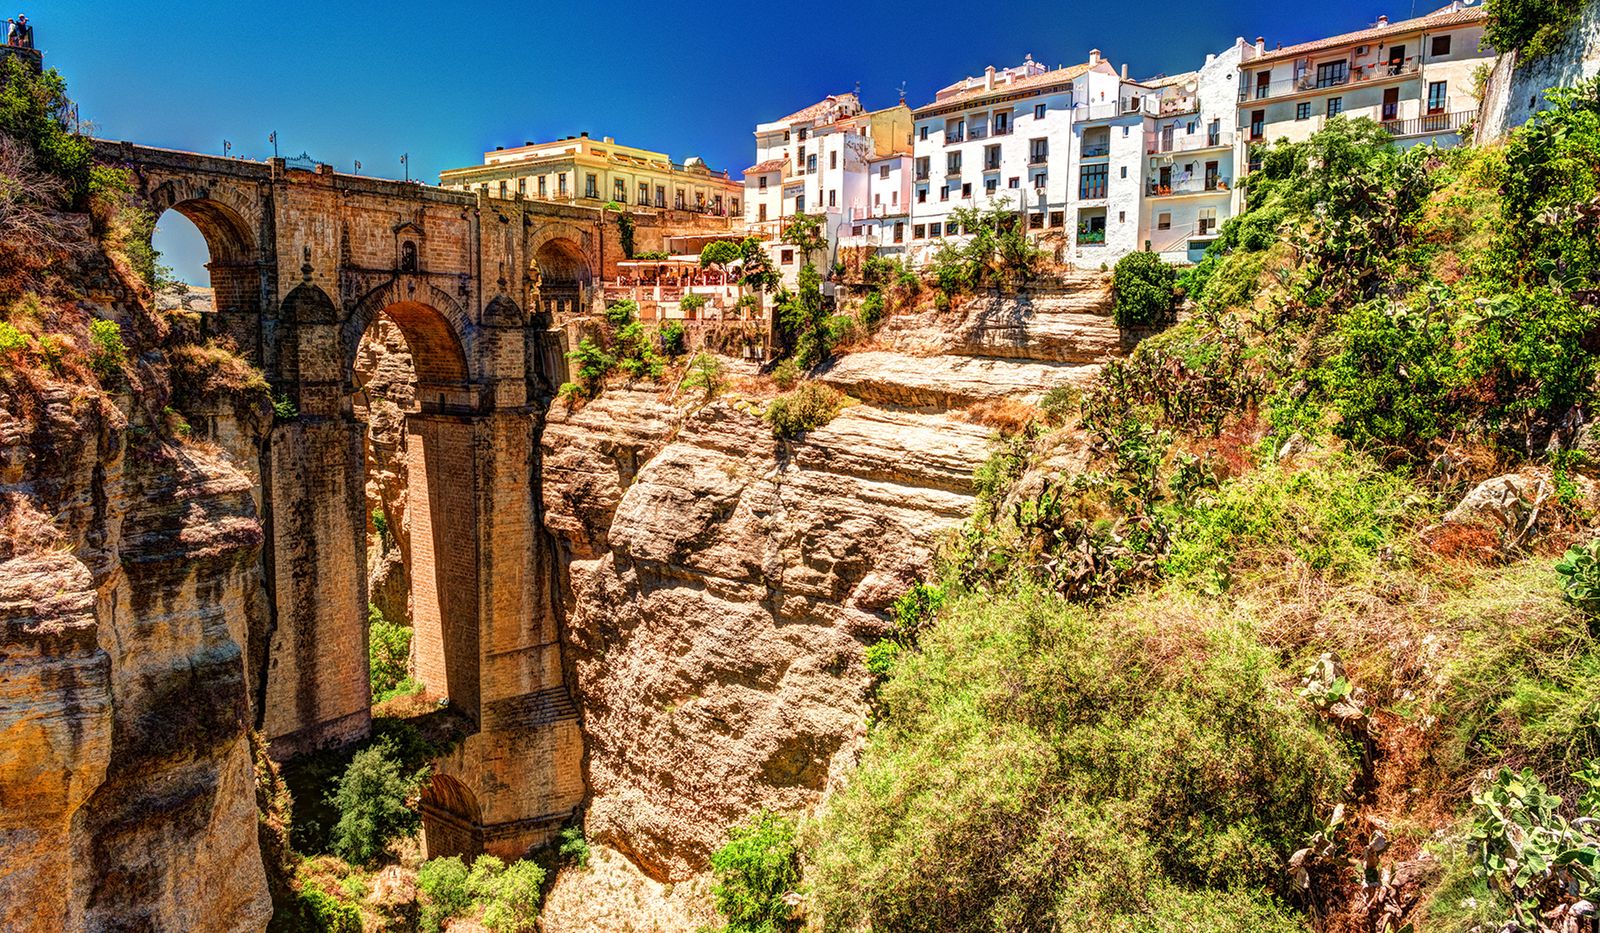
[147,179,265,350]
[421,773,484,859]
[530,231,594,322]
[346,280,476,401]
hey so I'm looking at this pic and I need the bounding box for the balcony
[970,125,989,140]
[1381,109,1473,138]
[1074,98,1159,121]
[945,132,965,144]
[1147,177,1231,197]
[1080,144,1110,158]
[1029,153,1049,165]
[1241,57,1422,102]
[914,170,930,181]
[991,124,1011,137]
[1146,130,1232,154]
[983,159,1001,172]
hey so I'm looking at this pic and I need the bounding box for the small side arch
[421,773,484,860]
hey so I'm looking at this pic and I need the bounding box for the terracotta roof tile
[744,158,785,174]
[913,61,1097,116]
[1252,6,1486,65]
[776,93,860,124]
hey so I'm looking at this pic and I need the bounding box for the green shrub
[557,825,591,869]
[480,860,545,933]
[0,57,93,202]
[805,586,1350,933]
[87,319,127,382]
[297,884,362,933]
[1319,299,1456,454]
[1556,540,1600,615]
[857,290,886,331]
[1163,455,1424,592]
[0,321,26,363]
[614,321,664,381]
[603,299,637,329]
[771,358,801,390]
[327,740,426,866]
[367,604,412,702]
[417,856,471,933]
[1111,252,1177,328]
[1484,0,1584,59]
[681,352,724,402]
[660,319,686,357]
[680,293,708,315]
[764,381,843,439]
[273,393,298,421]
[567,337,615,396]
[36,333,64,374]
[1038,386,1077,426]
[710,810,801,933]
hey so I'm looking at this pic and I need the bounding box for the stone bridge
[92,140,639,859]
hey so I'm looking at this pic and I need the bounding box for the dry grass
[960,398,1040,435]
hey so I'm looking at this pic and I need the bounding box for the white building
[743,94,912,285]
[1138,40,1249,263]
[1236,2,1491,156]
[908,54,1125,264]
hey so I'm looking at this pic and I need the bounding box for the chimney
[580,131,589,138]
[495,145,504,150]
[1089,48,1102,65]
[1255,36,1266,55]
[985,65,996,90]
[603,136,614,144]
[1121,63,1129,80]
[1206,52,1216,65]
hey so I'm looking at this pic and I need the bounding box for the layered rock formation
[353,315,416,625]
[0,376,272,931]
[541,276,1124,886]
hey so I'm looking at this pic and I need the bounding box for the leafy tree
[0,56,92,204]
[659,319,686,357]
[480,860,545,933]
[603,299,638,329]
[680,292,708,316]
[1110,252,1177,328]
[1493,78,1600,290]
[700,238,742,272]
[328,740,427,865]
[776,263,832,367]
[1484,0,1582,60]
[710,810,802,933]
[367,604,412,702]
[566,337,615,397]
[682,352,725,402]
[782,213,828,266]
[738,237,780,293]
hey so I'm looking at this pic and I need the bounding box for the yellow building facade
[441,133,743,217]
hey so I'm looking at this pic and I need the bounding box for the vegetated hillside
[701,81,1600,933]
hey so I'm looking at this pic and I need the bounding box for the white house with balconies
[1138,39,1249,264]
[743,93,912,286]
[1236,1,1491,164]
[907,53,1126,266]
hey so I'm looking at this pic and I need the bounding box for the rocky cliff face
[539,278,1121,889]
[0,290,273,931]
[353,315,415,625]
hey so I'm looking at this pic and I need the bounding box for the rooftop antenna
[854,80,862,98]
[896,80,907,104]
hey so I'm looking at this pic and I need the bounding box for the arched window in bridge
[400,240,418,273]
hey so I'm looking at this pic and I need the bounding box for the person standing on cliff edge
[5,18,17,46]
[14,13,31,49]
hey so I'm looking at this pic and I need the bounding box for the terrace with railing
[1381,109,1473,138]
[1147,176,1231,197]
[1241,56,1421,102]
[1146,129,1232,154]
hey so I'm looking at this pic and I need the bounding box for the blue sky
[33,0,1454,283]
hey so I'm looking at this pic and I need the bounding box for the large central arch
[532,237,590,321]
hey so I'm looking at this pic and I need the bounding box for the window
[913,223,926,239]
[1250,109,1265,140]
[914,156,930,180]
[781,248,795,264]
[1315,60,1348,88]
[614,178,626,202]
[795,193,805,211]
[714,194,724,213]
[894,222,904,243]
[948,151,963,174]
[675,188,685,209]
[985,178,998,194]
[946,118,965,142]
[759,176,769,190]
[1049,210,1062,228]
[1198,207,1217,235]
[1032,171,1046,189]
[892,191,898,206]
[1079,163,1108,199]
[799,127,808,140]
[919,125,929,141]
[1034,103,1047,119]
[984,144,1000,170]
[585,173,598,198]
[1428,81,1448,114]
[930,222,943,237]
[783,131,790,142]
[539,175,547,197]
[758,203,768,222]
[880,164,889,179]
[1009,177,1020,188]
[1432,34,1452,56]
[940,185,950,201]
[1119,166,1127,178]
[828,189,836,207]
[807,154,817,173]
[1157,211,1172,230]
[516,177,525,195]
[558,174,568,195]
[732,198,739,215]
[917,187,928,203]
[1327,96,1343,118]
[852,225,863,236]
[1118,211,1125,223]
[1029,137,1048,164]
[655,185,665,207]
[498,180,507,197]
[993,111,1009,135]
[638,182,649,204]
[1296,102,1311,121]
[961,182,972,197]
[798,144,806,164]
[830,151,837,169]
